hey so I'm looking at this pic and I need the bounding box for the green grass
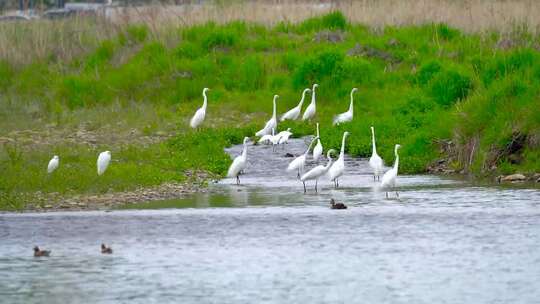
[1,11,539,210]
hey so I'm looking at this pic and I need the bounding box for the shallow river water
[1,138,540,304]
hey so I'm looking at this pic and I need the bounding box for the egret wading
[302,84,318,121]
[281,88,310,121]
[313,123,323,161]
[277,128,293,148]
[327,131,350,188]
[255,95,278,137]
[369,126,384,181]
[287,136,319,179]
[227,137,250,185]
[300,149,335,193]
[97,151,111,176]
[47,155,59,173]
[381,144,401,198]
[190,88,210,129]
[333,88,357,125]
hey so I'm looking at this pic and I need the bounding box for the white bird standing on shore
[327,131,350,188]
[381,144,401,198]
[302,84,318,121]
[287,136,319,179]
[255,95,279,137]
[313,123,323,161]
[47,155,59,173]
[369,126,384,181]
[333,88,357,125]
[97,151,111,176]
[227,137,250,185]
[300,149,335,193]
[190,88,210,129]
[281,88,310,121]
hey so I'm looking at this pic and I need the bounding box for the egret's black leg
[236,176,240,185]
[385,192,388,199]
[315,180,318,192]
[303,181,306,193]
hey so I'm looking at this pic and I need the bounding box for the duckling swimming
[330,198,347,210]
[101,244,113,254]
[33,246,51,257]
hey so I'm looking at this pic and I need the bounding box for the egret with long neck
[281,88,310,121]
[227,137,250,185]
[302,84,318,121]
[369,126,384,181]
[255,95,279,137]
[300,149,335,193]
[381,144,401,198]
[287,136,319,179]
[333,88,357,125]
[327,131,350,188]
[312,123,323,161]
[190,88,210,129]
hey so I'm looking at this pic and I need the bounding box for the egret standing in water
[313,123,323,161]
[287,136,319,179]
[333,88,357,125]
[97,151,111,176]
[227,137,250,185]
[300,149,335,193]
[327,131,350,188]
[302,84,318,121]
[369,126,384,181]
[281,88,310,121]
[190,88,210,129]
[277,128,293,148]
[381,144,401,198]
[47,155,59,173]
[255,95,279,137]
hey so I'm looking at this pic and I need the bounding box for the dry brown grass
[1,0,540,65]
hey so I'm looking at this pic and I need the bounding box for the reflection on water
[1,138,539,303]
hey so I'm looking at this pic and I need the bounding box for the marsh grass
[1,10,539,209]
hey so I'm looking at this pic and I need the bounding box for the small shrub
[481,48,536,86]
[202,29,237,50]
[0,60,13,90]
[429,69,472,107]
[85,40,115,71]
[292,50,344,88]
[435,23,460,41]
[297,11,348,33]
[415,61,441,85]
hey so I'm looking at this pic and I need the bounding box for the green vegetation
[1,12,539,210]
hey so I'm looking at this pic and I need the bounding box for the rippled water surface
[1,138,540,304]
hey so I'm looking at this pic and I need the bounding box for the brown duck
[101,244,113,254]
[33,246,51,257]
[330,198,347,210]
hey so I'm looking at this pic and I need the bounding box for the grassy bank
[1,11,539,210]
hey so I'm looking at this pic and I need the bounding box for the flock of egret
[213,84,402,198]
[44,84,401,198]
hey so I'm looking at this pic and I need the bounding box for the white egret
[47,155,59,173]
[227,137,250,185]
[277,128,293,147]
[369,126,384,181]
[333,88,357,125]
[281,88,310,121]
[287,136,319,179]
[302,83,318,121]
[381,144,401,198]
[300,149,335,193]
[97,151,111,176]
[190,88,210,129]
[312,123,323,161]
[255,95,279,137]
[257,128,275,145]
[327,131,350,188]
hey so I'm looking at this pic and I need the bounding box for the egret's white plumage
[227,137,250,185]
[327,131,350,188]
[333,88,357,125]
[277,128,292,145]
[281,88,310,121]
[97,151,111,176]
[47,155,59,173]
[287,136,319,178]
[369,126,384,181]
[257,128,275,145]
[312,123,323,161]
[300,149,335,193]
[255,95,279,137]
[381,144,401,198]
[190,88,210,129]
[302,84,318,121]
